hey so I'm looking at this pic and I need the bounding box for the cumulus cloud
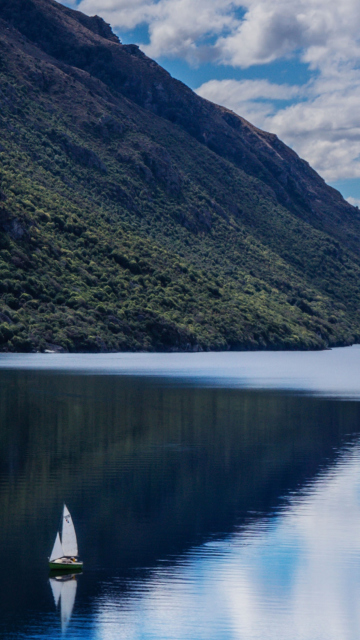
[265,76,360,180]
[197,71,360,181]
[197,78,304,123]
[63,0,360,181]
[347,197,360,207]
[71,0,238,60]
[72,0,360,69]
[198,78,303,103]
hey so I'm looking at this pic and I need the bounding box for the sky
[61,0,360,205]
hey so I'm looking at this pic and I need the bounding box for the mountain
[1,0,360,352]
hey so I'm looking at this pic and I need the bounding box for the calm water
[2,348,360,639]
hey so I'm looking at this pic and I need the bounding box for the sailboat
[49,504,83,570]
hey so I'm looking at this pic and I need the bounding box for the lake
[1,347,360,639]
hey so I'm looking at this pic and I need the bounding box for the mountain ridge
[0,0,360,353]
[1,0,354,227]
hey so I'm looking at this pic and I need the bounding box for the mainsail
[50,531,64,562]
[61,504,78,557]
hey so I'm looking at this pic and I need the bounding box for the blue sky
[61,0,360,205]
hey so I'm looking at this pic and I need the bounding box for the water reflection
[49,574,80,634]
[94,442,360,640]
[1,363,360,638]
[2,346,360,397]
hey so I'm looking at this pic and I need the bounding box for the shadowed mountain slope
[0,0,360,352]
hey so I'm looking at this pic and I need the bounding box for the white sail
[50,531,64,562]
[61,504,78,557]
[60,578,77,633]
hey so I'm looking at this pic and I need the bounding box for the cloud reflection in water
[94,442,360,640]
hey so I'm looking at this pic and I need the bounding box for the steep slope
[0,0,360,352]
[1,0,356,245]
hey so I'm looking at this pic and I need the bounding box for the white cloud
[73,0,360,70]
[265,78,360,180]
[196,73,360,181]
[198,78,302,103]
[197,78,303,123]
[75,0,239,62]
[347,197,360,207]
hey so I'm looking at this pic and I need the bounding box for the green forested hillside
[1,0,360,352]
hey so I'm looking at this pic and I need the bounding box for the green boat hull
[49,559,83,571]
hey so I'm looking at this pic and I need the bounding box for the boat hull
[49,558,83,571]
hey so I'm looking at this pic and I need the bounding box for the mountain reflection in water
[1,353,360,639]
